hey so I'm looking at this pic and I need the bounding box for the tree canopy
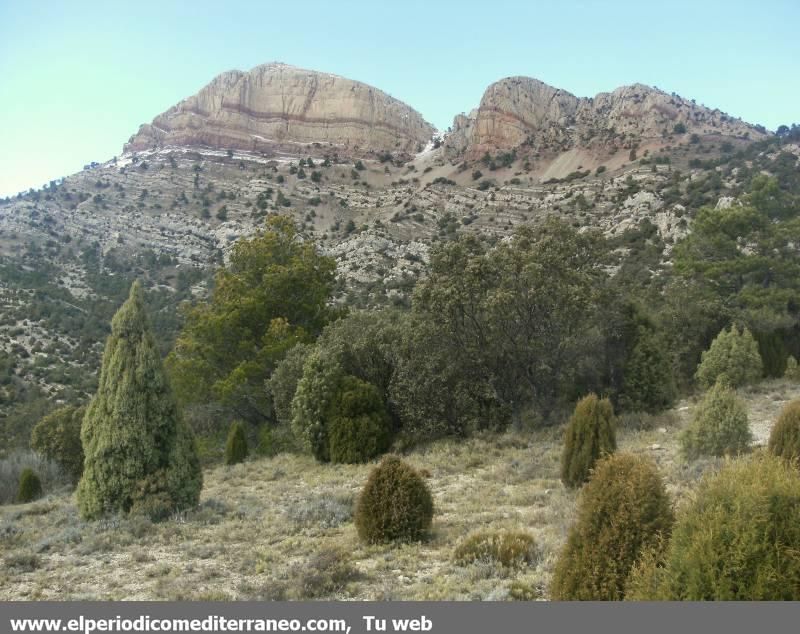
[166,216,339,425]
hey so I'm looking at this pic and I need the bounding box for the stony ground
[2,379,799,601]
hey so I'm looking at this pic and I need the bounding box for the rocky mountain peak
[445,76,767,160]
[124,63,436,159]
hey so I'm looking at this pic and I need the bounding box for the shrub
[695,325,763,389]
[550,453,673,600]
[785,356,800,381]
[292,339,393,463]
[77,282,202,520]
[291,346,344,462]
[327,376,391,464]
[17,468,43,503]
[629,454,800,599]
[619,327,676,414]
[453,530,538,568]
[768,400,800,464]
[224,421,249,465]
[268,343,312,427]
[560,394,616,488]
[0,451,65,506]
[30,405,86,484]
[680,378,751,459]
[354,455,433,543]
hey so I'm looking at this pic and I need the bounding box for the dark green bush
[17,468,43,503]
[354,455,433,543]
[768,400,800,464]
[560,394,616,488]
[453,530,537,568]
[30,405,86,484]
[550,453,673,600]
[224,421,249,465]
[268,343,312,428]
[327,376,391,464]
[619,327,676,414]
[680,378,751,459]
[628,453,800,599]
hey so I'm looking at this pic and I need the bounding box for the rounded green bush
[327,376,391,464]
[695,325,763,389]
[629,454,800,600]
[224,421,249,465]
[560,394,616,488]
[30,405,86,484]
[680,378,751,459]
[768,399,800,464]
[17,468,43,504]
[550,453,673,600]
[355,455,433,543]
[453,530,537,568]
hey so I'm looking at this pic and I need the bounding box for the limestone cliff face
[124,63,435,157]
[447,77,766,160]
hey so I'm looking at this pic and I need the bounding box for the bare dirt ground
[2,379,798,601]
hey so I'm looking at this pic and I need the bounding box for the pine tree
[77,281,202,520]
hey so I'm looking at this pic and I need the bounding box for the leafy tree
[674,176,800,335]
[30,405,86,484]
[414,219,605,423]
[167,216,338,425]
[77,282,202,520]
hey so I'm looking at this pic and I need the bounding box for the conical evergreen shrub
[77,281,202,520]
[355,455,433,543]
[550,453,673,600]
[225,421,249,465]
[680,378,751,459]
[768,400,800,465]
[17,468,43,503]
[695,325,763,389]
[560,394,616,488]
[628,454,800,600]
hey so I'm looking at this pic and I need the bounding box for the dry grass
[1,379,798,601]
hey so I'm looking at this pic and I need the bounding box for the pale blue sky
[1,0,797,197]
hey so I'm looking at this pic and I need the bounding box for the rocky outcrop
[124,63,435,158]
[447,77,767,160]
